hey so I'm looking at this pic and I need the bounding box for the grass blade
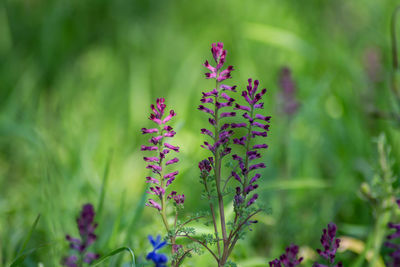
[90,247,136,267]
[10,248,38,267]
[10,243,50,267]
[16,213,41,257]
[97,149,113,219]
[125,182,148,244]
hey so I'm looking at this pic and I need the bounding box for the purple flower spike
[62,204,100,266]
[199,43,237,159]
[384,200,400,266]
[142,98,183,212]
[278,67,300,117]
[269,244,303,267]
[313,223,342,267]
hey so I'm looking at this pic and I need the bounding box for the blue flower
[146,235,168,267]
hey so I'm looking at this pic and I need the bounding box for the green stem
[242,102,254,199]
[214,78,228,266]
[369,207,391,267]
[391,5,400,104]
[156,126,178,266]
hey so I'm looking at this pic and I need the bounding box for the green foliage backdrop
[1,0,400,266]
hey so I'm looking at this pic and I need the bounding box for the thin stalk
[203,174,221,258]
[242,103,254,199]
[369,207,392,267]
[391,6,400,103]
[156,126,178,266]
[158,128,170,232]
[214,78,228,265]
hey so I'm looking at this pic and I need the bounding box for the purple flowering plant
[141,97,191,266]
[269,244,303,267]
[141,42,271,266]
[269,223,342,267]
[313,223,342,267]
[62,204,99,267]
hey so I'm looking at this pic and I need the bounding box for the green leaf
[10,243,51,267]
[16,213,41,257]
[10,247,38,267]
[90,247,136,267]
[97,149,113,219]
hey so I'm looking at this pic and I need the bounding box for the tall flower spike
[232,78,270,206]
[384,199,400,266]
[142,98,183,211]
[147,235,168,267]
[313,222,342,267]
[269,244,303,267]
[62,204,99,267]
[199,42,236,158]
[279,67,300,117]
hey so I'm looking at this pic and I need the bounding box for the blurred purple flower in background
[384,199,400,267]
[269,244,303,267]
[278,67,300,117]
[62,204,99,267]
[313,222,342,267]
[363,47,383,84]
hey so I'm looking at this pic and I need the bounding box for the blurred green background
[2,0,400,266]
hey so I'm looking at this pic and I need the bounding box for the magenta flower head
[232,78,270,206]
[384,199,400,266]
[278,67,300,117]
[269,244,303,267]
[142,98,183,211]
[62,204,99,267]
[199,42,236,157]
[313,222,342,267]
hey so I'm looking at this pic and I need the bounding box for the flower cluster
[278,67,299,117]
[62,204,99,267]
[232,78,270,207]
[384,199,400,266]
[199,42,236,157]
[313,222,342,267]
[147,235,168,267]
[141,98,183,210]
[269,244,303,267]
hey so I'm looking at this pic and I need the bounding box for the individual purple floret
[313,223,342,267]
[269,244,303,267]
[62,204,99,267]
[384,199,400,267]
[147,235,168,267]
[232,78,270,206]
[278,67,299,117]
[142,98,184,211]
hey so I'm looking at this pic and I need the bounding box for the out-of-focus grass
[1,0,400,266]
